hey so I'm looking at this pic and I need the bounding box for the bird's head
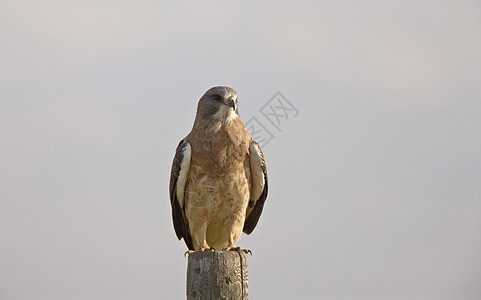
[196,86,239,122]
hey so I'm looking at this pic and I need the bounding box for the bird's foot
[199,246,216,252]
[222,246,252,255]
[183,247,215,257]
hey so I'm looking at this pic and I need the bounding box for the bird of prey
[169,86,268,253]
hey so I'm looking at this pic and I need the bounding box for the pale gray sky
[1,1,480,299]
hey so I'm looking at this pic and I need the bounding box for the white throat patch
[213,105,238,122]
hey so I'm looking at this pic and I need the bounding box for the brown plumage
[169,86,268,251]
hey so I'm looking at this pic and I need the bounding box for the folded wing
[243,140,268,235]
[169,140,194,250]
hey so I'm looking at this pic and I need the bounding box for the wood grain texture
[187,251,248,300]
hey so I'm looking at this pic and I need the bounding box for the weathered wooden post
[186,251,248,300]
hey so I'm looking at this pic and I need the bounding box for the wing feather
[243,140,268,235]
[169,140,194,250]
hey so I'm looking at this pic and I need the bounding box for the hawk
[169,86,268,253]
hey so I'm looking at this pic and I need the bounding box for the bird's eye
[212,95,223,102]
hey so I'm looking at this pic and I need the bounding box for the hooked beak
[228,99,236,111]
